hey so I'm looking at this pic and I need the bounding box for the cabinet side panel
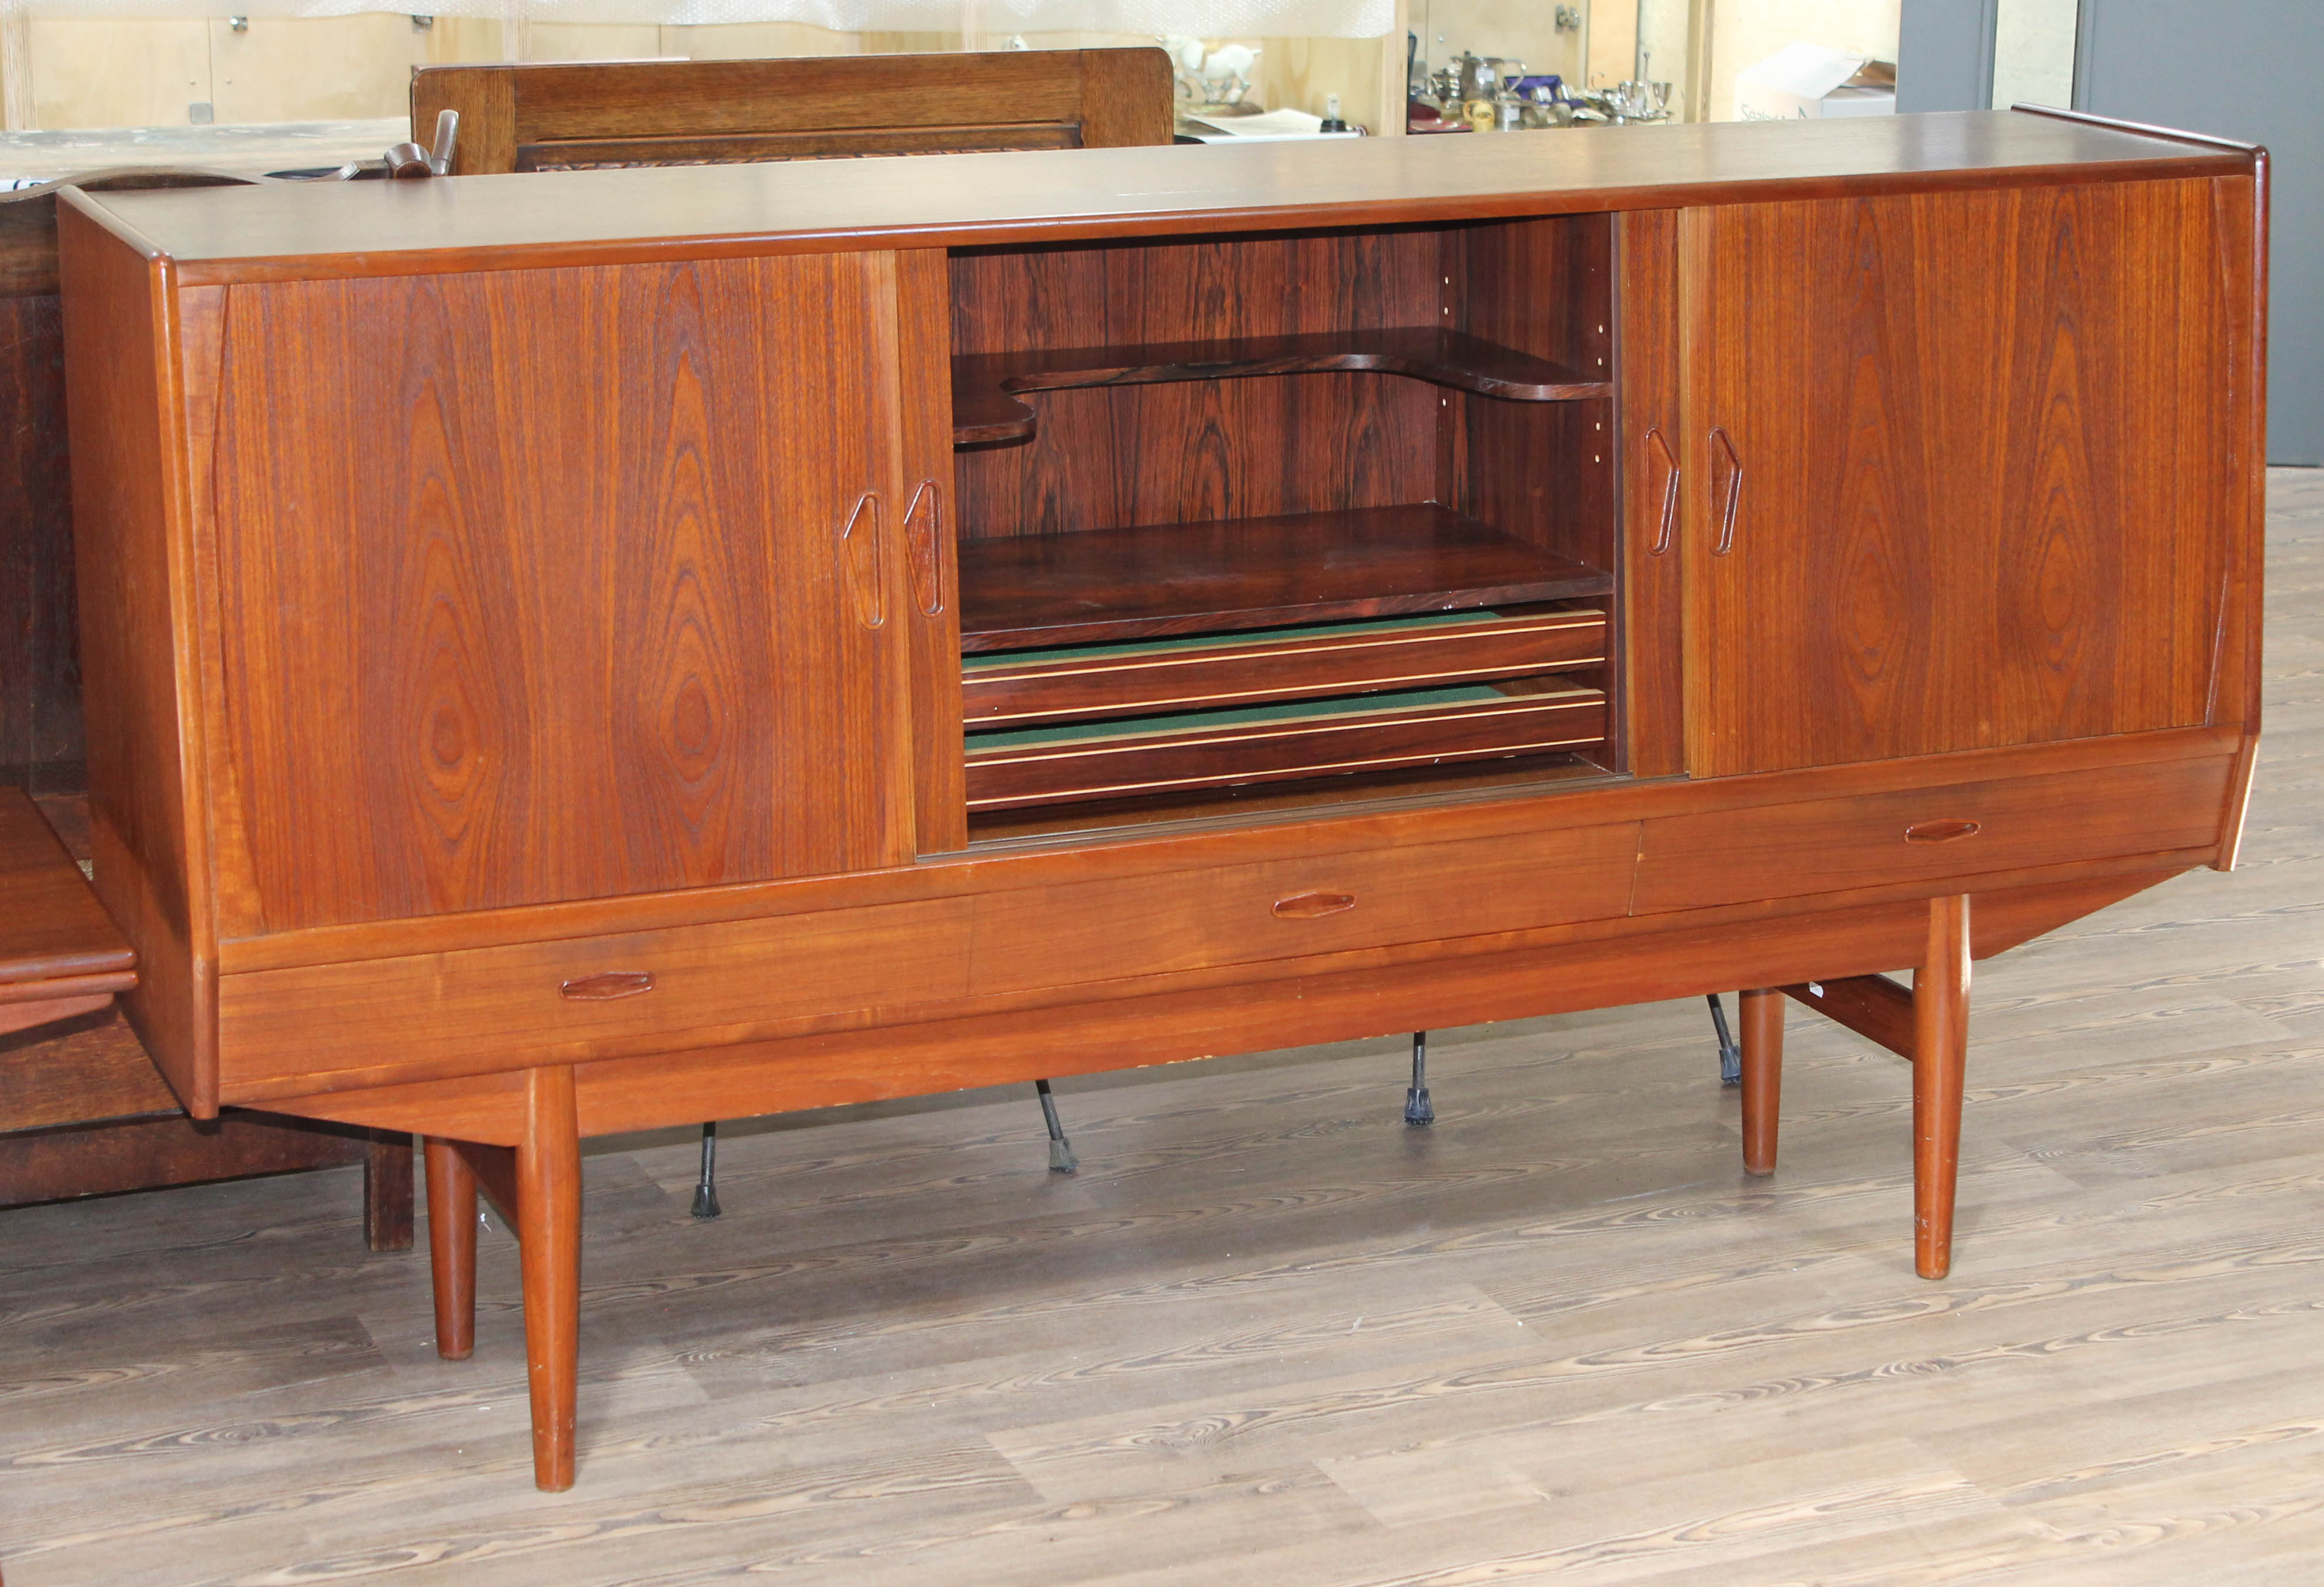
[2206,170,2265,868]
[57,197,216,1112]
[213,254,909,930]
[1686,178,2232,778]
[1454,215,1618,573]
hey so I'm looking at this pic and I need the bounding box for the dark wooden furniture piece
[59,107,2266,1489]
[410,48,1173,176]
[0,173,414,1239]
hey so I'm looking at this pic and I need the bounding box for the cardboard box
[1735,43,1897,121]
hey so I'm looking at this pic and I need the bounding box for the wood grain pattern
[56,193,217,1118]
[1684,179,2243,776]
[950,229,1445,545]
[959,506,1611,652]
[209,253,915,931]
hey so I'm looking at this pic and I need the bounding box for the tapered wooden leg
[364,1133,416,1251]
[1739,988,1783,1176]
[516,1066,582,1492]
[423,1136,477,1360]
[1913,895,1972,1280]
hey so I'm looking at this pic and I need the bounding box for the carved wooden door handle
[903,480,945,618]
[1273,890,1356,919]
[561,970,654,1000]
[839,491,885,629]
[1645,426,1680,555]
[1904,819,1981,845]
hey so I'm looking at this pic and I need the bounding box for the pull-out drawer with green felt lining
[962,607,1606,729]
[965,682,1608,811]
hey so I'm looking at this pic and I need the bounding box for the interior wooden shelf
[966,752,1618,845]
[964,681,1608,811]
[953,328,1611,446]
[963,607,1607,728]
[958,504,1613,654]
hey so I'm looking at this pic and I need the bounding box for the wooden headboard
[410,48,1175,175]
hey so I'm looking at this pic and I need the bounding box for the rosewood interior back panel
[949,230,1443,538]
[1684,178,2238,776]
[209,253,915,932]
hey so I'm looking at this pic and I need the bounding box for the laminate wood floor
[5,471,2322,1586]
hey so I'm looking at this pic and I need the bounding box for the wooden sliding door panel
[213,253,917,930]
[896,248,967,855]
[1685,178,2238,777]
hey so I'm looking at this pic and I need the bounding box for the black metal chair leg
[1404,1030,1435,1126]
[1035,1079,1078,1173]
[691,1121,722,1219]
[1709,994,1743,1087]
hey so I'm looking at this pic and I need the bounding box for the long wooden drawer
[216,897,975,1091]
[963,608,1607,728]
[966,683,1608,811]
[971,819,1641,996]
[1632,755,2232,915]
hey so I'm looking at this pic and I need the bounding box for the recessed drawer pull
[1904,819,1981,845]
[560,970,655,1000]
[1274,890,1357,919]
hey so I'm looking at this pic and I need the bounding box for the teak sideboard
[58,109,2265,1489]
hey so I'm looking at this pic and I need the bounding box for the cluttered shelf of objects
[1402,38,1893,135]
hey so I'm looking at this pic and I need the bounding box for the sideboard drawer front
[217,897,974,1089]
[972,820,1641,995]
[1633,756,2231,915]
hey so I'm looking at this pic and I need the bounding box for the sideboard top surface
[71,109,2248,284]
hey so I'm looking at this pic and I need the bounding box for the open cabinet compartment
[946,213,1625,832]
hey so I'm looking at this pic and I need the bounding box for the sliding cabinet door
[210,250,930,933]
[1681,178,2249,778]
